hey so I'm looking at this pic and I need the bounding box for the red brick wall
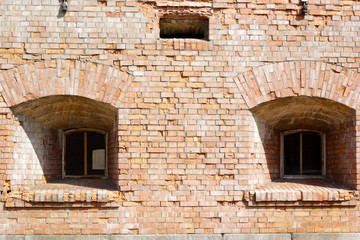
[108,114,121,185]
[1,0,360,236]
[11,114,62,188]
[326,116,357,187]
[247,115,281,188]
[0,97,15,193]
[1,205,359,235]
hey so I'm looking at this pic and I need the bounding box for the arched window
[281,130,325,178]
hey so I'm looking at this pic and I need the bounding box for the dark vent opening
[160,17,209,40]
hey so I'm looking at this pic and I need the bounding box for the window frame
[280,129,326,179]
[62,128,108,179]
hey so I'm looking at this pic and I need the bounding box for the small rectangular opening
[160,17,209,40]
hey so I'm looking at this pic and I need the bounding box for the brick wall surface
[11,114,62,189]
[1,0,360,236]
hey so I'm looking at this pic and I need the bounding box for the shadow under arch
[251,96,356,189]
[251,96,355,132]
[12,95,118,131]
[10,95,119,190]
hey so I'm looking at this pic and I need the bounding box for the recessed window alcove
[246,96,357,206]
[8,95,120,207]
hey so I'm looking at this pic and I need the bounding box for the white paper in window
[92,149,105,170]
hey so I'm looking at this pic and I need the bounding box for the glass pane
[302,132,322,175]
[66,132,84,175]
[284,133,300,175]
[87,132,106,176]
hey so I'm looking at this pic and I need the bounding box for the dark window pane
[87,132,106,176]
[65,132,84,176]
[302,132,322,175]
[284,133,300,175]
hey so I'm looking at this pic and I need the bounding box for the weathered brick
[1,0,360,237]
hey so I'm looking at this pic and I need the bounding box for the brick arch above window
[0,60,134,108]
[234,61,360,110]
[234,61,360,191]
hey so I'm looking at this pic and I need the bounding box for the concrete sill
[245,179,359,207]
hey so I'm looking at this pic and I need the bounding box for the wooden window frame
[280,129,326,179]
[62,128,108,179]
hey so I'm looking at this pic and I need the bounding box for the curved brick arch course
[0,60,134,108]
[234,61,360,110]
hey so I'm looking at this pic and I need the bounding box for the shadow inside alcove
[10,95,120,191]
[251,96,357,189]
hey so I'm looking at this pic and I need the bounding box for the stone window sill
[245,179,359,207]
[5,179,120,208]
